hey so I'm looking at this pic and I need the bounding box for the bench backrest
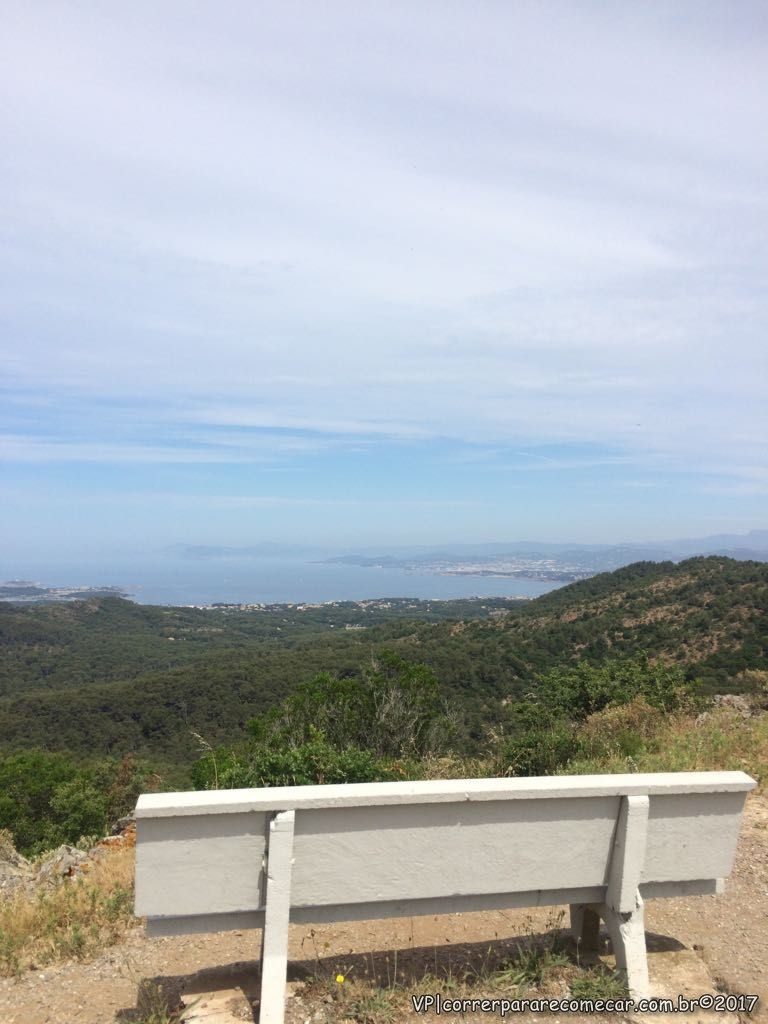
[135,771,754,936]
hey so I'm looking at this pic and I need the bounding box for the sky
[2,0,767,563]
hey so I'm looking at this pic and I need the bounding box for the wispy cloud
[1,1,766,550]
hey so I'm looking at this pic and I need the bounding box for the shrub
[250,653,455,760]
[574,697,665,763]
[194,655,455,789]
[192,730,407,789]
[0,750,153,856]
[498,657,693,777]
[527,657,692,722]
[497,717,579,777]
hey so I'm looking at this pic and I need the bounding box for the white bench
[135,771,755,1021]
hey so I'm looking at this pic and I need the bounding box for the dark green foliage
[191,731,402,789]
[499,658,692,777]
[0,752,95,855]
[521,656,691,721]
[498,710,580,777]
[0,557,765,768]
[0,596,521,697]
[0,596,519,763]
[2,558,766,850]
[251,652,454,759]
[193,652,451,789]
[0,751,150,856]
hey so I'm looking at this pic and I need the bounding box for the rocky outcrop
[0,817,137,898]
[0,829,33,894]
[712,693,753,717]
[35,844,91,884]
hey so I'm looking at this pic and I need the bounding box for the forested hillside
[0,595,520,696]
[404,556,768,700]
[0,596,523,764]
[0,558,766,769]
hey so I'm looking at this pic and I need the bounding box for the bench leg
[599,891,650,1000]
[569,903,601,953]
[259,810,295,1024]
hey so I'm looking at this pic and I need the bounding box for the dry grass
[296,911,622,1024]
[308,708,768,1020]
[0,845,136,976]
[416,754,489,780]
[565,705,768,785]
[2,703,763,993]
[436,704,768,789]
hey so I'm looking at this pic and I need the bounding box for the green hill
[0,557,766,767]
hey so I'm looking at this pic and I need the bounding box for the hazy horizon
[2,2,766,562]
[4,525,768,573]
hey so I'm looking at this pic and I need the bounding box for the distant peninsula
[323,554,595,583]
[0,580,131,603]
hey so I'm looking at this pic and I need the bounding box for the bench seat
[135,771,755,1020]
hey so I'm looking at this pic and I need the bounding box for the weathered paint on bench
[134,771,755,1022]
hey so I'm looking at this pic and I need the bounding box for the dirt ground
[1,796,765,1024]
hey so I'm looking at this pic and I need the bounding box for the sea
[0,554,563,606]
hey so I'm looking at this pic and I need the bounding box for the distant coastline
[0,580,130,603]
[0,560,559,607]
[438,568,591,581]
[4,531,766,606]
[323,554,596,583]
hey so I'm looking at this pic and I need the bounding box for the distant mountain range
[165,542,327,559]
[5,532,766,604]
[169,530,768,567]
[323,530,768,575]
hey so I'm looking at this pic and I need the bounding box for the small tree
[248,652,454,759]
[195,653,455,789]
[364,652,456,758]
